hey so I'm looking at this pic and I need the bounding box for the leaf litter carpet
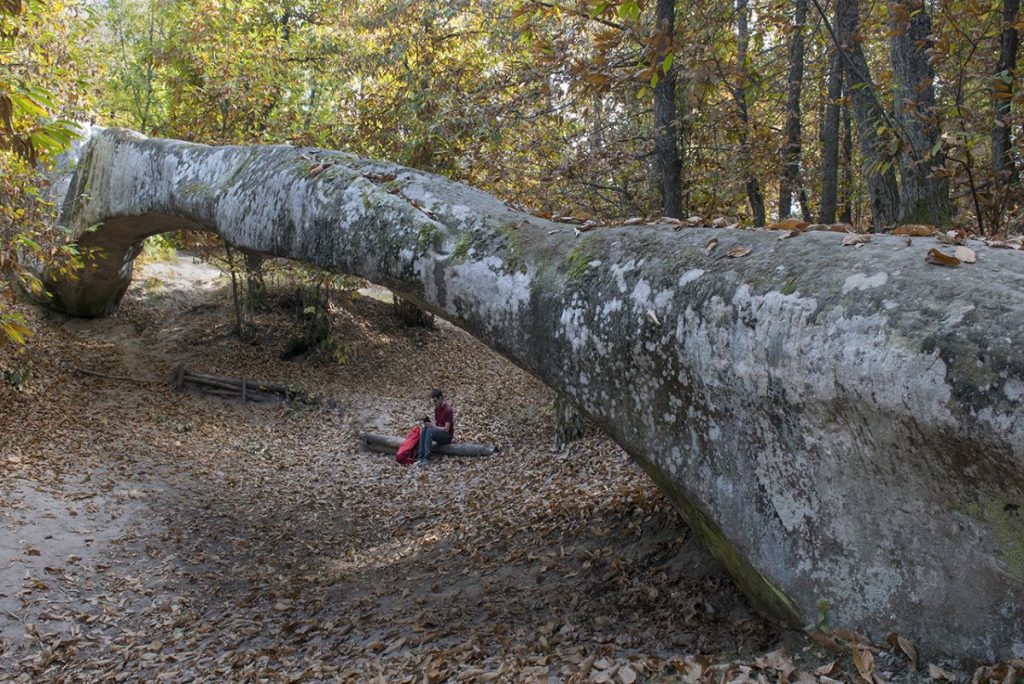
[0,258,980,682]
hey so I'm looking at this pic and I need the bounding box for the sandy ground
[0,254,969,682]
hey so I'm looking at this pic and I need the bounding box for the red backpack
[395,425,421,465]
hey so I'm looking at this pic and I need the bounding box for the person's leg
[418,427,451,462]
[417,428,438,464]
[433,429,452,448]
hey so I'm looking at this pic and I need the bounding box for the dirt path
[0,255,951,682]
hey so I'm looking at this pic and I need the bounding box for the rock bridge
[43,128,1024,659]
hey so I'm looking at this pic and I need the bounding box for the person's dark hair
[431,388,444,399]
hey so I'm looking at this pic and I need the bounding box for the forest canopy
[1,0,1022,341]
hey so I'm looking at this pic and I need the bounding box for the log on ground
[362,432,496,457]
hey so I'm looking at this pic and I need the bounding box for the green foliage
[0,0,94,347]
[138,234,178,263]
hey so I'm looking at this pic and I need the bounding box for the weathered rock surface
[43,128,1024,659]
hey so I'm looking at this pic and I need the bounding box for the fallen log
[361,432,497,457]
[41,127,1024,659]
[170,363,317,404]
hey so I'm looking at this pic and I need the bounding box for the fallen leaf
[842,234,871,246]
[704,238,718,255]
[767,218,809,231]
[814,660,839,676]
[308,163,325,178]
[726,246,751,258]
[926,248,960,267]
[886,632,917,670]
[893,224,934,237]
[928,663,958,681]
[954,246,976,263]
[829,222,855,232]
[618,665,638,683]
[852,646,875,683]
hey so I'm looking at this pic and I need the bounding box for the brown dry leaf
[893,224,934,237]
[926,248,960,267]
[984,239,1016,249]
[686,215,704,226]
[829,222,855,232]
[308,163,325,178]
[779,229,801,239]
[620,217,644,226]
[842,234,871,246]
[726,246,751,258]
[885,632,917,670]
[617,665,638,684]
[814,660,840,676]
[704,238,719,255]
[954,246,976,264]
[927,663,958,681]
[938,229,968,245]
[852,646,875,683]
[767,218,809,231]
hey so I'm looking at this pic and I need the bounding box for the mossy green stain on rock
[417,223,442,253]
[963,499,1024,582]
[565,240,598,280]
[631,450,804,629]
[452,233,472,260]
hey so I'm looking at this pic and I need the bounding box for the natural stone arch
[41,127,1024,659]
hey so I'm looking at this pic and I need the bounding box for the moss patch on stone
[632,452,805,629]
[565,240,598,280]
[452,234,473,260]
[962,498,1024,581]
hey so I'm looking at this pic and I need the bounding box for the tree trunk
[779,0,808,220]
[362,432,496,457]
[736,0,767,226]
[993,0,1020,181]
[840,96,854,223]
[553,392,585,450]
[244,250,266,308]
[834,0,900,230]
[653,0,683,218]
[43,128,1024,660]
[819,46,844,224]
[889,0,951,226]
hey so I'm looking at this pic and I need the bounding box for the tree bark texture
[835,0,900,230]
[736,0,767,227]
[553,392,585,450]
[819,46,844,224]
[42,128,1024,660]
[653,0,683,218]
[779,0,808,220]
[992,0,1020,181]
[841,96,854,223]
[888,0,952,226]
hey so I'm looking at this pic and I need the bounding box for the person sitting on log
[417,388,454,465]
